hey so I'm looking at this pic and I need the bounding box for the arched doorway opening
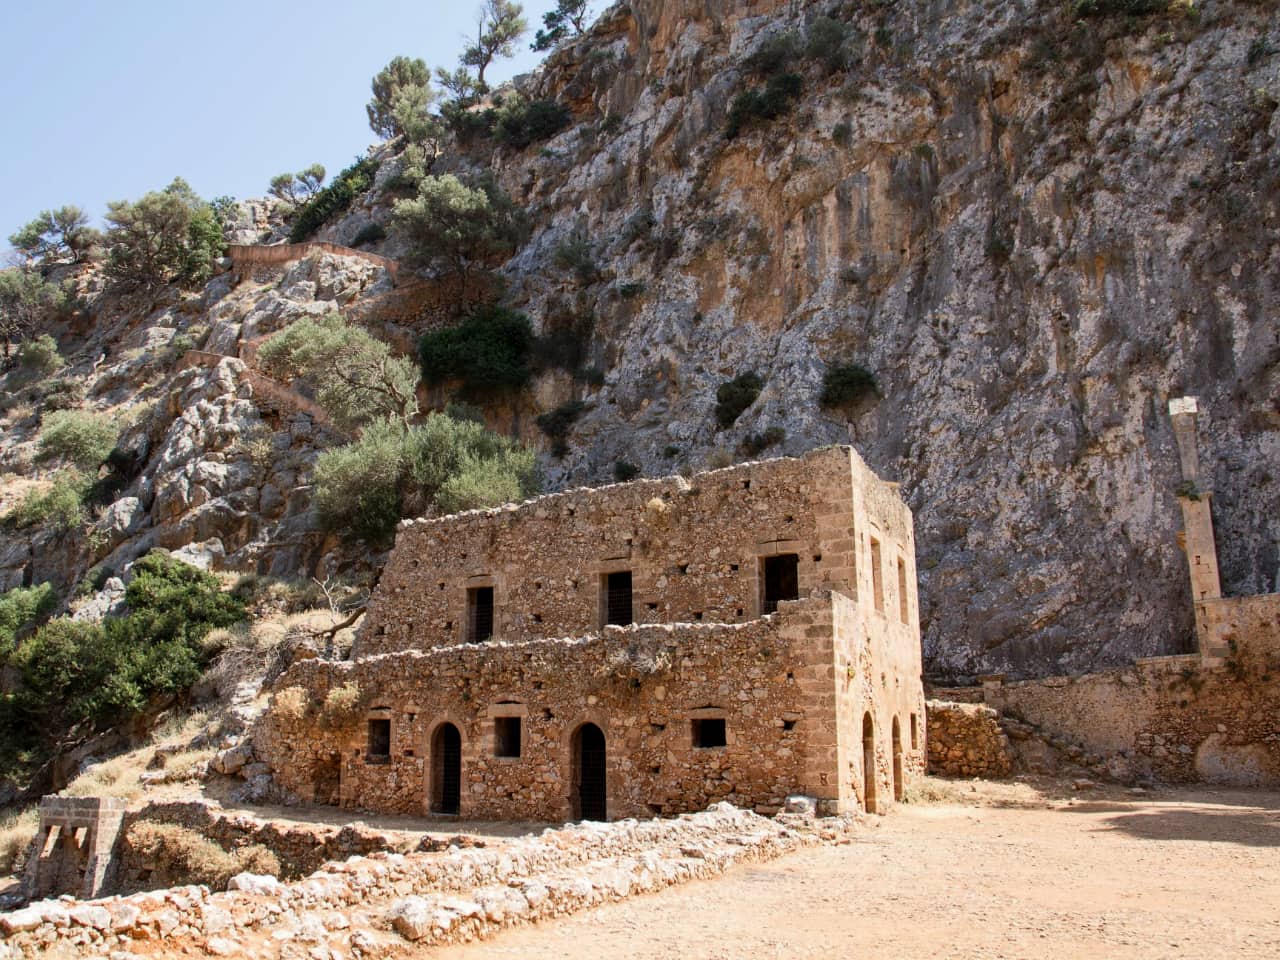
[862,712,878,814]
[572,723,607,820]
[430,722,461,815]
[892,716,904,802]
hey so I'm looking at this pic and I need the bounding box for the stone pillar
[23,796,127,900]
[1169,398,1224,657]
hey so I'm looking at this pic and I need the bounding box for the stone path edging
[0,803,857,958]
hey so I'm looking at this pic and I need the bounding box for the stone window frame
[752,539,807,618]
[867,531,885,616]
[486,701,528,763]
[364,706,394,765]
[592,558,636,630]
[463,574,498,644]
[687,705,731,750]
[896,553,911,624]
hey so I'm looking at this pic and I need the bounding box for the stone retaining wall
[228,242,399,284]
[925,701,1013,778]
[118,801,469,889]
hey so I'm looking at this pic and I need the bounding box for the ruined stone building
[258,446,926,820]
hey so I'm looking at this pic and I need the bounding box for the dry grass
[320,682,364,728]
[124,820,280,890]
[0,807,39,876]
[273,686,310,722]
[62,753,147,800]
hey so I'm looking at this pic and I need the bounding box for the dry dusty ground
[431,779,1280,960]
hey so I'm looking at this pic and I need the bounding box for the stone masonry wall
[355,446,915,658]
[925,701,1014,779]
[260,597,864,820]
[967,655,1280,785]
[1195,593,1280,665]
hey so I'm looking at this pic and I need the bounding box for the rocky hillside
[3,0,1278,683]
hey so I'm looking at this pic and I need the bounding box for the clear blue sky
[0,0,569,248]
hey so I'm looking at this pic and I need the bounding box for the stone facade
[258,446,926,819]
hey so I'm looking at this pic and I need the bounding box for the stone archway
[892,716,904,802]
[430,722,462,815]
[571,723,607,821]
[862,712,879,814]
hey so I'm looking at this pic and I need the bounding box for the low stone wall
[0,803,853,959]
[176,351,333,429]
[228,242,399,284]
[925,701,1013,779]
[947,655,1280,785]
[118,801,468,889]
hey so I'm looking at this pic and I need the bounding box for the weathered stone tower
[1170,397,1279,662]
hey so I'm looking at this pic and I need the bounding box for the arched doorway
[892,716,904,802]
[430,723,461,815]
[572,723,607,820]
[862,712,878,814]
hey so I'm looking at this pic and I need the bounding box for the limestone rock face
[382,0,1276,679]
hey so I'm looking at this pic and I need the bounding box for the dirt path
[431,783,1280,960]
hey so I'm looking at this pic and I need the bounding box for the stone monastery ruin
[258,445,926,820]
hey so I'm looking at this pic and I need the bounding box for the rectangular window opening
[467,586,494,642]
[692,717,726,749]
[910,713,919,751]
[897,557,910,623]
[761,553,800,615]
[494,716,521,758]
[870,537,884,613]
[604,570,633,626]
[367,718,391,763]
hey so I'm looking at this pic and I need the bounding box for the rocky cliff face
[444,0,1277,678]
[4,0,1276,682]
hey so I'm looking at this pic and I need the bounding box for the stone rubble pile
[0,802,856,958]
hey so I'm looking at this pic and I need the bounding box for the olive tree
[391,174,525,299]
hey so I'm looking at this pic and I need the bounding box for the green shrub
[535,400,586,440]
[38,410,117,468]
[17,335,61,375]
[740,426,786,457]
[258,313,419,430]
[536,400,586,457]
[618,281,646,300]
[805,16,854,73]
[38,378,84,412]
[0,552,244,780]
[553,232,597,283]
[0,584,56,657]
[820,364,878,408]
[494,97,572,149]
[726,73,803,139]
[419,306,534,397]
[832,121,852,146]
[715,372,764,429]
[351,222,387,247]
[436,447,538,513]
[313,415,540,544]
[613,460,641,483]
[745,31,799,76]
[288,156,380,243]
[5,472,92,532]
